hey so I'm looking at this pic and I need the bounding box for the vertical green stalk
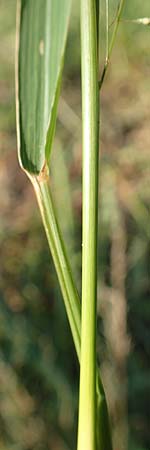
[99,0,126,88]
[77,0,99,449]
[29,168,81,360]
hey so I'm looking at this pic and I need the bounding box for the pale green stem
[77,0,99,449]
[30,170,81,360]
[99,0,126,88]
[106,0,109,64]
[96,0,99,48]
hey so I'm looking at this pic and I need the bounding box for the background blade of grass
[16,0,72,174]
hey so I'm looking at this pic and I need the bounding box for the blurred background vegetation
[0,0,150,449]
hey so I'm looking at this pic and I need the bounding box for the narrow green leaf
[16,0,72,174]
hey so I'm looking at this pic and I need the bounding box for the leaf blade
[16,0,71,174]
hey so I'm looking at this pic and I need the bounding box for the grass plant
[15,0,134,448]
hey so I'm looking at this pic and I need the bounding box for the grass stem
[30,167,81,360]
[77,1,99,449]
[99,0,126,89]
